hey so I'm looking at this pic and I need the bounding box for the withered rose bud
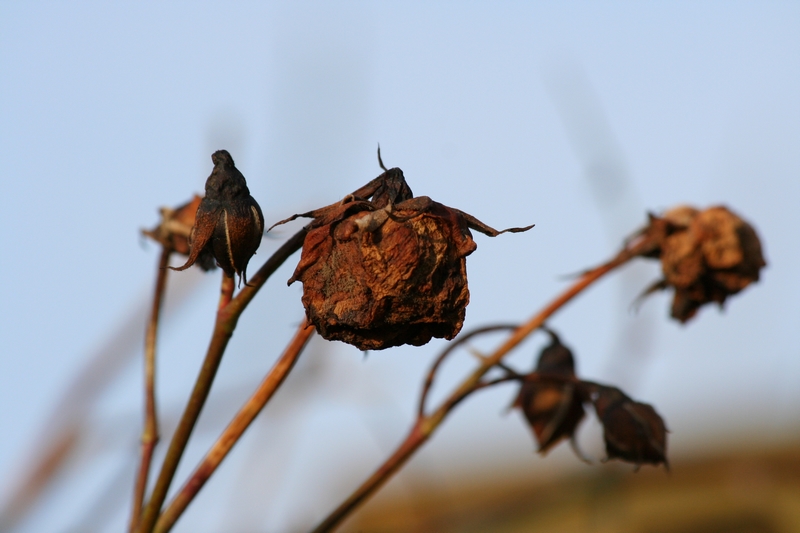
[593,387,668,470]
[172,150,264,285]
[513,329,586,456]
[272,153,533,350]
[634,205,766,322]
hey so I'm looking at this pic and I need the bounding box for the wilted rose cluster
[634,205,766,322]
[272,156,533,350]
[512,330,668,469]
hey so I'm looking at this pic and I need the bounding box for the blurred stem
[312,246,637,533]
[0,427,80,531]
[153,321,315,533]
[418,324,519,418]
[137,228,307,533]
[129,247,172,533]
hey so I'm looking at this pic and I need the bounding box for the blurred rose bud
[513,329,586,455]
[143,195,217,271]
[172,150,264,285]
[593,387,668,470]
[635,205,766,322]
[277,160,532,351]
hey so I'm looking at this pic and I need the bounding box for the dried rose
[513,329,586,455]
[272,154,533,350]
[172,150,264,285]
[593,386,668,470]
[635,205,766,322]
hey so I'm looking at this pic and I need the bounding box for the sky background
[1,2,799,532]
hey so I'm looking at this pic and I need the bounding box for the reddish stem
[153,322,315,533]
[129,248,171,532]
[136,274,236,533]
[137,228,306,533]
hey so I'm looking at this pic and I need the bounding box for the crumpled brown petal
[274,158,533,350]
[593,386,668,470]
[633,205,766,322]
[513,329,586,456]
[172,150,264,285]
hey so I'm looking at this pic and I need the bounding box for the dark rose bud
[635,205,766,322]
[593,387,668,470]
[172,150,264,285]
[142,195,216,270]
[273,157,532,351]
[513,330,586,455]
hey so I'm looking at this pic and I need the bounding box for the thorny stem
[153,322,315,533]
[137,228,307,533]
[129,248,172,533]
[311,246,638,533]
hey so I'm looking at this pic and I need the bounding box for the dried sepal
[592,386,669,470]
[275,155,533,350]
[632,205,766,322]
[171,150,264,285]
[513,329,586,456]
[142,195,216,270]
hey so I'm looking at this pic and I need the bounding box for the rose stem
[137,228,306,533]
[153,321,315,532]
[129,247,172,532]
[312,247,635,533]
[417,324,519,418]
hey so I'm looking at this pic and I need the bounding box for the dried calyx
[632,205,766,323]
[510,328,668,470]
[171,150,264,285]
[270,149,534,351]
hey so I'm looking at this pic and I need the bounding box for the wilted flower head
[172,150,264,285]
[272,152,533,350]
[593,386,668,470]
[635,205,766,322]
[513,329,586,455]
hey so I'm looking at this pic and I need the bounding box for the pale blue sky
[1,3,799,531]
